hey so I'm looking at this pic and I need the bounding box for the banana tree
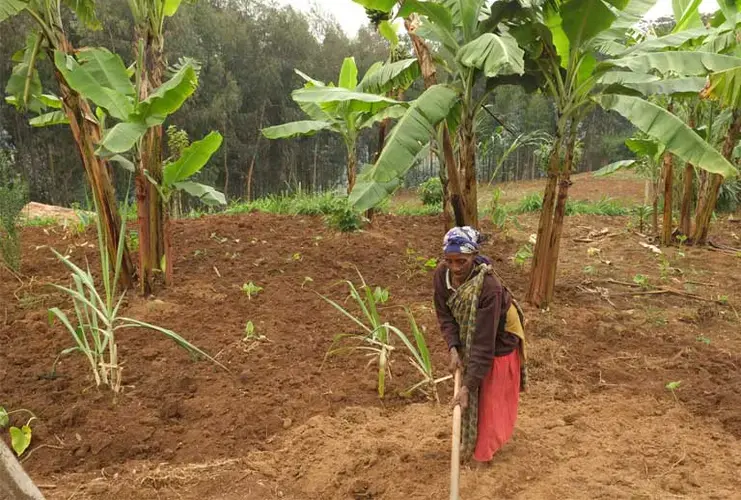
[125,0,182,293]
[349,0,529,227]
[594,135,666,233]
[2,0,136,288]
[261,56,414,195]
[53,47,224,286]
[506,0,738,307]
[689,1,741,244]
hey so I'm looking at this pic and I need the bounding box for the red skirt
[473,350,521,462]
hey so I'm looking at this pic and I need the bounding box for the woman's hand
[451,386,469,410]
[449,347,463,374]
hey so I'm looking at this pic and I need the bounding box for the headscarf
[442,226,480,254]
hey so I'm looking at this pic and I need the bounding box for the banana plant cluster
[497,0,741,306]
[349,0,530,227]
[53,48,224,206]
[261,55,419,195]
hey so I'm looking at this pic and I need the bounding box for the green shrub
[325,198,363,232]
[418,177,443,207]
[0,150,27,272]
[514,192,543,213]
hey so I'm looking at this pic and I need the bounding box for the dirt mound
[21,202,91,223]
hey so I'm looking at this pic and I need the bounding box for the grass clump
[0,150,27,272]
[394,204,443,216]
[512,192,630,216]
[226,190,364,232]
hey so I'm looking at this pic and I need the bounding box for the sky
[276,0,720,36]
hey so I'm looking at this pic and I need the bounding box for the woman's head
[443,226,480,281]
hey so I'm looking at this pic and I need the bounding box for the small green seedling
[0,406,36,456]
[243,321,267,342]
[372,286,390,304]
[241,282,263,299]
[717,295,729,305]
[665,380,682,401]
[513,244,533,268]
[583,265,596,275]
[665,379,681,391]
[633,274,649,289]
[676,235,688,258]
[292,252,302,261]
[403,249,438,277]
[301,276,314,288]
[696,335,711,345]
[657,255,671,281]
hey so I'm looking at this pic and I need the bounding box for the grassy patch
[394,204,442,216]
[511,193,630,216]
[23,216,58,227]
[225,191,345,216]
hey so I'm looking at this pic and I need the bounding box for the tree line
[1,0,634,208]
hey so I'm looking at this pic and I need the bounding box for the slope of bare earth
[1,173,740,499]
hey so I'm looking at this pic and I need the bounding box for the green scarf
[446,263,490,459]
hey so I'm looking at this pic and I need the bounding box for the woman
[433,226,527,464]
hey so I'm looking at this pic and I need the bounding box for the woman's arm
[433,265,461,350]
[463,276,504,391]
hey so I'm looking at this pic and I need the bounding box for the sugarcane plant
[318,270,394,398]
[386,307,451,402]
[318,269,446,400]
[48,191,227,397]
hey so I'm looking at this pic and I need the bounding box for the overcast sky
[276,0,719,36]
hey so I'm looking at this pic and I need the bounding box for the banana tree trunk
[346,143,357,195]
[54,59,135,289]
[527,136,561,307]
[543,132,576,306]
[458,112,478,228]
[692,109,741,245]
[660,102,674,246]
[661,151,674,245]
[679,161,694,237]
[679,115,696,237]
[652,188,659,235]
[135,28,168,293]
[443,126,465,227]
[405,14,464,228]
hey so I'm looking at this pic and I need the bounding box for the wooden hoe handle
[450,367,462,500]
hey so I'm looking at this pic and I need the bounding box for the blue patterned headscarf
[443,226,480,254]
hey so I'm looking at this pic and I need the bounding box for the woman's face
[444,253,475,282]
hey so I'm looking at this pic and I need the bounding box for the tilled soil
[1,193,740,499]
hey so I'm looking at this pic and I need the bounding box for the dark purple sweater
[433,257,520,391]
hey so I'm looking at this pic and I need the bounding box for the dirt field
[2,174,741,499]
